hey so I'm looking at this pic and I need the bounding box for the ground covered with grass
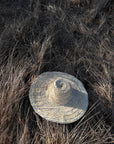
[0,0,114,144]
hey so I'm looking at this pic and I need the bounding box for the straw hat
[29,72,88,124]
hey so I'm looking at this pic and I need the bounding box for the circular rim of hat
[29,72,88,124]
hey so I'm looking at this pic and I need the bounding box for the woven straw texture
[29,72,88,124]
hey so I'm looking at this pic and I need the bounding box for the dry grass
[0,0,114,144]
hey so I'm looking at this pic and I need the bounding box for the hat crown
[48,78,72,105]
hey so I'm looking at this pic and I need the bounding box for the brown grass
[0,0,114,143]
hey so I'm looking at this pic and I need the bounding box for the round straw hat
[29,72,88,124]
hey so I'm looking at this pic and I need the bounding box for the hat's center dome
[48,78,72,105]
[55,79,66,90]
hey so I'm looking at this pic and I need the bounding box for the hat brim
[29,72,88,124]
